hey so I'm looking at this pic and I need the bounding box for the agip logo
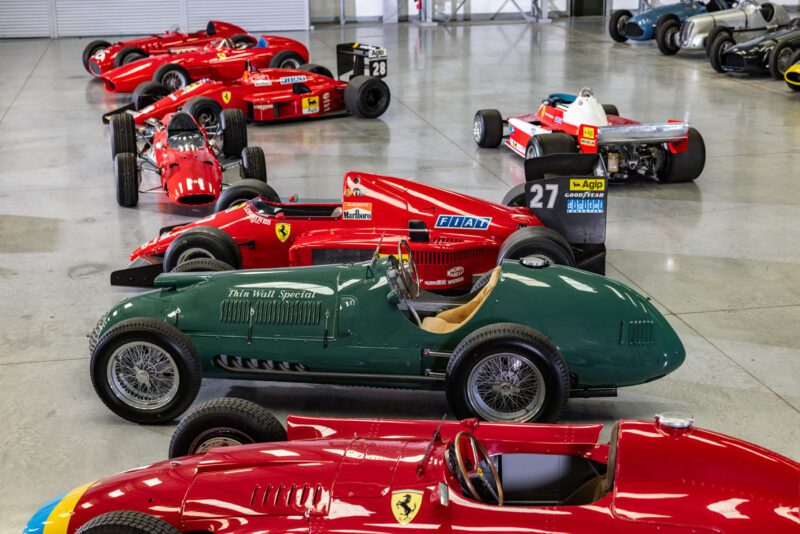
[569,178,605,191]
[434,215,491,230]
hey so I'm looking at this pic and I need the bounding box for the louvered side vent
[620,320,655,345]
[220,300,251,323]
[415,248,483,266]
[252,483,327,515]
[254,301,321,326]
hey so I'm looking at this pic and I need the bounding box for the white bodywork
[678,0,792,49]
[562,89,609,128]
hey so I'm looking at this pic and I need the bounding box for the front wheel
[215,179,279,213]
[82,39,111,72]
[497,226,575,267]
[114,153,139,207]
[153,63,191,92]
[183,96,223,131]
[163,226,242,271]
[169,397,287,458]
[269,50,306,69]
[609,10,632,43]
[241,146,267,181]
[299,63,334,79]
[709,32,734,73]
[769,42,796,80]
[90,318,202,424]
[76,511,180,534]
[445,323,570,423]
[109,112,136,160]
[344,75,391,118]
[132,81,170,111]
[655,18,681,56]
[221,108,248,158]
[473,109,503,148]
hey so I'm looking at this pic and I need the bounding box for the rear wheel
[497,226,575,267]
[154,63,190,92]
[215,180,279,213]
[658,127,705,183]
[169,397,286,458]
[109,112,136,160]
[344,75,391,118]
[655,17,681,56]
[221,108,248,158]
[115,153,139,207]
[609,10,632,43]
[132,81,169,111]
[299,63,334,79]
[163,226,242,271]
[709,32,734,73]
[114,46,148,68]
[169,258,234,273]
[76,511,180,534]
[525,132,578,159]
[240,146,267,181]
[769,42,797,80]
[183,96,223,131]
[269,50,305,69]
[82,39,111,72]
[473,109,503,148]
[601,104,619,117]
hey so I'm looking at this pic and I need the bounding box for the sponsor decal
[216,52,227,59]
[222,91,232,104]
[279,75,307,84]
[434,214,491,230]
[582,126,595,139]
[447,266,464,278]
[253,79,272,86]
[302,96,320,114]
[227,288,317,300]
[243,203,273,224]
[391,490,423,525]
[342,202,372,220]
[567,198,605,214]
[569,178,605,191]
[344,188,352,197]
[555,116,563,124]
[275,222,291,242]
[183,81,204,92]
[580,138,596,147]
[322,91,331,112]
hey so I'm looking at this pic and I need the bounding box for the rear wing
[336,42,388,80]
[578,122,689,150]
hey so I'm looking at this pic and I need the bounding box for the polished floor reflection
[1,17,799,533]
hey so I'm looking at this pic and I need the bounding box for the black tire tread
[183,96,223,128]
[82,39,111,72]
[299,63,334,79]
[114,46,148,68]
[658,127,705,183]
[269,50,306,69]
[76,510,179,534]
[169,258,233,273]
[115,153,139,207]
[163,226,241,271]
[709,33,734,73]
[656,17,681,56]
[221,108,247,158]
[215,180,279,212]
[110,113,136,160]
[344,75,391,119]
[609,10,632,43]
[497,226,575,267]
[241,146,267,181]
[474,109,503,148]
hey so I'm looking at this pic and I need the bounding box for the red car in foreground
[82,20,251,75]
[98,35,309,93]
[23,400,800,533]
[110,163,608,288]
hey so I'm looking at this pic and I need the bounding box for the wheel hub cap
[467,352,546,422]
[107,341,180,411]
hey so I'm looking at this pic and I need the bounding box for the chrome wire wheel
[776,47,793,75]
[616,14,630,34]
[191,430,247,454]
[162,71,187,92]
[473,116,483,143]
[106,341,180,411]
[467,352,545,422]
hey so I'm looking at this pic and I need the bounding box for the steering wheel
[453,431,504,506]
[397,239,420,299]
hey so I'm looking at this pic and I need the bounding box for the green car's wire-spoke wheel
[769,42,796,80]
[169,397,287,458]
[473,109,503,148]
[609,10,632,43]
[76,511,180,534]
[446,323,570,423]
[91,318,202,424]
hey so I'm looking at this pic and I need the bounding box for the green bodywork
[96,258,684,390]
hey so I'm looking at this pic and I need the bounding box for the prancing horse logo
[391,490,423,525]
[275,222,291,243]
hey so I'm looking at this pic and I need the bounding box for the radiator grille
[220,299,321,326]
[220,299,251,323]
[415,248,482,266]
[625,22,644,37]
[620,320,655,345]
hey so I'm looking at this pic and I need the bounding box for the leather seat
[421,267,501,334]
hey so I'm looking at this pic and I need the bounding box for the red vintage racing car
[82,20,251,75]
[110,159,608,288]
[98,35,309,93]
[109,108,270,207]
[102,43,390,126]
[23,401,800,534]
[474,88,706,183]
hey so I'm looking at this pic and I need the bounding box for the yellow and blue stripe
[23,482,95,534]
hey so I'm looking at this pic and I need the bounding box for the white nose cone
[563,87,608,128]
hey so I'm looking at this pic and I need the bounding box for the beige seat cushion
[421,267,502,334]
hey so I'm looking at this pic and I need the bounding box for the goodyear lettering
[435,215,491,230]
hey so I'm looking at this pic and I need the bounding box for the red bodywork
[132,172,544,290]
[43,417,799,533]
[87,21,248,76]
[131,68,348,125]
[99,36,309,93]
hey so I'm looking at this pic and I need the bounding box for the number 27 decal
[529,184,558,209]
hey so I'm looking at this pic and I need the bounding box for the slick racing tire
[183,96,223,130]
[215,179,279,213]
[109,112,136,160]
[76,511,180,534]
[240,146,267,181]
[769,42,796,80]
[525,132,578,159]
[82,39,111,72]
[231,34,257,48]
[169,258,234,273]
[114,46,148,68]
[269,50,306,69]
[163,226,242,271]
[169,397,287,458]
[90,318,202,424]
[655,17,681,56]
[344,75,391,119]
[497,227,575,268]
[299,62,334,79]
[786,50,800,91]
[115,153,140,208]
[709,32,734,73]
[445,323,570,423]
[658,127,705,183]
[132,81,170,111]
[221,108,248,158]
[154,63,191,92]
[473,109,503,148]
[704,26,730,56]
[501,184,526,207]
[601,104,619,117]
[609,10,632,43]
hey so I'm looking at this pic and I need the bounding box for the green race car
[90,241,684,424]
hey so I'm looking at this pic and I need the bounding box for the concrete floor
[1,17,799,532]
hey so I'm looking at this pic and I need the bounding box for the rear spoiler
[596,121,688,145]
[102,102,135,124]
[336,42,388,80]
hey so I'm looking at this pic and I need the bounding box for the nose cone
[24,493,64,533]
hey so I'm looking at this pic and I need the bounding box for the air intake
[220,300,322,326]
[620,320,655,345]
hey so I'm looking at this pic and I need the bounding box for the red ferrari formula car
[110,157,608,288]
[98,35,308,93]
[23,400,800,534]
[109,108,271,207]
[474,88,706,183]
[82,21,252,76]
[102,43,390,126]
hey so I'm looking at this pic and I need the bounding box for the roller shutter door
[55,0,183,37]
[0,0,52,38]
[187,0,309,32]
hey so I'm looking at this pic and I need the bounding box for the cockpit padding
[421,267,500,333]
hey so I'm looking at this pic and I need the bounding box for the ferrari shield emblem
[391,490,423,525]
[275,222,291,243]
[222,91,231,104]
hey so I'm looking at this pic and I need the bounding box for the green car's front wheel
[445,323,570,423]
[90,318,202,424]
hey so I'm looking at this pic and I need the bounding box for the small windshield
[167,131,205,150]
[210,38,232,50]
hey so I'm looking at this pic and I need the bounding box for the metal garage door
[187,0,309,32]
[0,0,52,38]
[55,0,183,37]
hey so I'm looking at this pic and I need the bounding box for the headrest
[257,37,268,48]
[206,21,216,36]
[524,153,602,183]
[168,112,200,134]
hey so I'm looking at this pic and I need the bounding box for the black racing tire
[299,63,334,79]
[240,146,267,181]
[497,226,575,267]
[82,39,111,72]
[445,323,570,423]
[769,42,797,80]
[344,75,391,119]
[709,32,735,73]
[109,112,136,160]
[658,127,706,183]
[501,184,527,207]
[114,46,148,68]
[132,81,169,111]
[609,10,632,43]
[704,26,730,56]
[215,180,279,213]
[601,104,619,117]
[163,226,241,271]
[269,50,306,69]
[473,109,504,148]
[221,108,248,158]
[656,17,681,56]
[90,318,202,424]
[231,34,257,48]
[169,397,286,458]
[183,96,223,130]
[76,511,180,534]
[525,132,578,159]
[169,258,234,273]
[115,153,139,208]
[153,63,191,92]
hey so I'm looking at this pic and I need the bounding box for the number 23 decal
[529,184,558,209]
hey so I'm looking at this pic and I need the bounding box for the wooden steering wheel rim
[453,430,504,506]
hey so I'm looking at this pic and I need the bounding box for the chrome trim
[598,122,689,145]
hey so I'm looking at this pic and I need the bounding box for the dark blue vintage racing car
[609,0,732,44]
